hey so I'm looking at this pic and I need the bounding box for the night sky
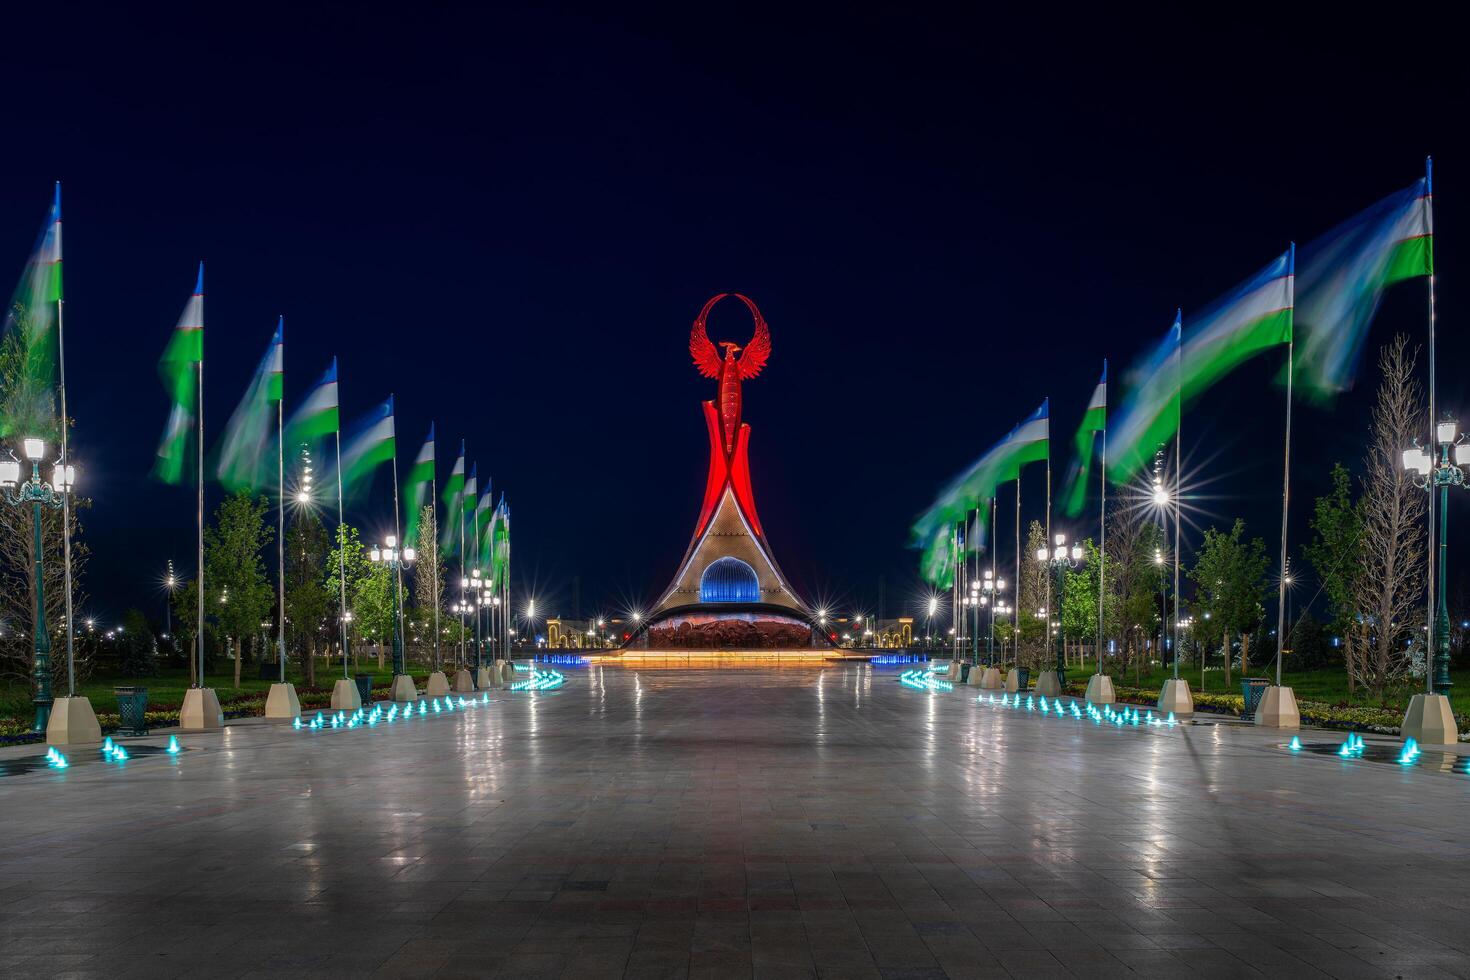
[1,5,1465,628]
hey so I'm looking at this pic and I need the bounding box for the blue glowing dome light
[699,556,760,603]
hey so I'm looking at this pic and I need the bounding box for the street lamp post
[370,535,416,701]
[1403,420,1470,701]
[1035,533,1083,697]
[2,439,76,733]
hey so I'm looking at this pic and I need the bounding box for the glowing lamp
[1438,421,1458,444]
[1402,448,1432,475]
[1457,443,1470,467]
[385,534,397,548]
[1035,547,1048,562]
[0,460,20,487]
[403,547,416,562]
[22,438,45,461]
[370,547,382,563]
[1070,545,1083,562]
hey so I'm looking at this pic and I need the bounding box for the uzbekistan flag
[153,264,204,484]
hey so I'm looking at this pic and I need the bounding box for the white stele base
[1034,671,1061,697]
[179,688,224,730]
[425,671,451,696]
[330,678,362,711]
[1157,678,1194,718]
[945,661,961,681]
[499,661,517,686]
[46,696,101,745]
[1085,673,1116,705]
[264,683,300,719]
[1004,670,1022,693]
[475,666,494,689]
[1255,685,1300,729]
[389,675,418,702]
[966,664,983,687]
[980,667,1003,690]
[1402,693,1458,745]
[452,669,475,693]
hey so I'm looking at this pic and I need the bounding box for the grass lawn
[1097,661,1470,717]
[0,659,455,720]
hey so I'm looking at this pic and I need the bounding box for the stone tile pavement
[2,665,1470,978]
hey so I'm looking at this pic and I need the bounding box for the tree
[0,320,92,692]
[171,579,202,684]
[1188,519,1269,687]
[204,489,273,688]
[114,609,159,678]
[1304,462,1362,690]
[1060,539,1100,670]
[1351,334,1426,698]
[1016,520,1048,669]
[352,565,395,667]
[326,522,380,667]
[285,509,330,687]
[411,503,446,668]
[1104,502,1164,683]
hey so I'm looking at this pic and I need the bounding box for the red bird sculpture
[689,293,772,454]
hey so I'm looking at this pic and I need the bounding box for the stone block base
[1402,693,1458,745]
[1157,678,1194,718]
[331,678,362,711]
[946,661,961,681]
[1004,670,1022,693]
[1085,673,1116,705]
[476,666,494,689]
[1034,671,1061,697]
[499,661,518,686]
[966,664,983,687]
[980,667,1003,690]
[425,671,451,696]
[46,696,101,745]
[1255,685,1300,729]
[389,675,418,702]
[452,669,475,693]
[264,683,300,719]
[179,688,223,730]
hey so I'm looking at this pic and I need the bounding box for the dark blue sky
[1,5,1464,626]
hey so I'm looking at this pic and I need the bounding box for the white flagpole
[1274,246,1295,688]
[391,401,405,669]
[196,343,205,688]
[336,412,348,679]
[277,388,286,682]
[1098,361,1107,677]
[56,273,76,698]
[1172,312,1183,679]
[1423,156,1439,695]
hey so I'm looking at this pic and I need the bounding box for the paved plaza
[3,665,1470,978]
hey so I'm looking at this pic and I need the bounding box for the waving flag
[489,497,510,590]
[338,396,396,494]
[440,442,466,555]
[1296,166,1434,399]
[404,424,436,545]
[474,489,493,568]
[912,399,1048,564]
[217,318,285,491]
[1062,362,1107,517]
[1107,314,1180,482]
[3,183,63,394]
[285,358,339,447]
[153,264,204,483]
[462,464,478,562]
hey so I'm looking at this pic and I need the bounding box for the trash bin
[115,686,149,736]
[1240,678,1270,721]
[1015,668,1030,690]
[959,663,972,682]
[354,673,374,706]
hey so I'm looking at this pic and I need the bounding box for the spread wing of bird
[690,295,724,379]
[738,311,771,379]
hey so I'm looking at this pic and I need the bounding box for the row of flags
[916,162,1436,586]
[143,262,509,587]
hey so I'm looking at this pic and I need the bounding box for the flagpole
[55,281,77,699]
[1172,311,1182,680]
[989,495,996,665]
[390,400,405,671]
[1045,401,1052,675]
[432,458,441,674]
[277,371,286,683]
[460,461,467,667]
[1423,156,1438,695]
[1014,471,1020,667]
[196,351,205,689]
[1098,361,1107,677]
[336,416,348,680]
[1274,246,1295,689]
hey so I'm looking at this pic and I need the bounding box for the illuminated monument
[632,293,820,650]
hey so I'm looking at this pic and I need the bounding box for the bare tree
[1352,334,1426,699]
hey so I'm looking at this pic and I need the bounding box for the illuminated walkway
[3,666,1470,978]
